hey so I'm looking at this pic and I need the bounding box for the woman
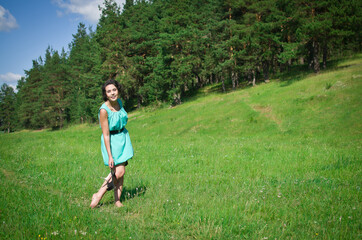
[90,79,134,208]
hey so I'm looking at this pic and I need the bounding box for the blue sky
[0,0,125,89]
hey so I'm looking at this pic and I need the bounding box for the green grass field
[1,56,361,239]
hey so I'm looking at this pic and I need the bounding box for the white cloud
[0,72,23,87]
[0,5,19,32]
[53,0,126,24]
[0,72,22,91]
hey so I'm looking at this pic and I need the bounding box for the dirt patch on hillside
[251,104,282,126]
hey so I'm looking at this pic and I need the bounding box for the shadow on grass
[276,64,312,87]
[97,185,147,207]
[181,81,253,103]
[277,57,359,87]
[121,185,147,202]
[130,55,359,110]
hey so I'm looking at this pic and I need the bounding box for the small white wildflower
[74,230,77,235]
[51,231,59,235]
[178,203,180,206]
[95,231,97,234]
[80,230,87,235]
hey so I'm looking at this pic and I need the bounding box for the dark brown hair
[101,79,121,101]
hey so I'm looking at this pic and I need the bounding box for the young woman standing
[90,79,134,208]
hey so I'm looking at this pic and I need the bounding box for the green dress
[99,99,134,166]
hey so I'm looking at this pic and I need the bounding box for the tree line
[0,0,360,132]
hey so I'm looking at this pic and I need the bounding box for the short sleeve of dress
[98,103,111,128]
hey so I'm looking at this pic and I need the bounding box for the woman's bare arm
[99,108,114,168]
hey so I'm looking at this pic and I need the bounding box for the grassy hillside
[0,55,361,239]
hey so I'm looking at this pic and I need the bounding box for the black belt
[110,128,124,135]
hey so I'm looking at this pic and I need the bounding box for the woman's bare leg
[90,173,112,208]
[113,163,126,207]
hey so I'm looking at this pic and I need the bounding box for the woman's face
[105,84,118,102]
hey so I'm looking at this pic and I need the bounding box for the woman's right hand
[108,157,114,169]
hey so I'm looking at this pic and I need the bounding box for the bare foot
[90,193,101,208]
[115,201,124,207]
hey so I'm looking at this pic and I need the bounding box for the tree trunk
[173,92,181,105]
[236,72,239,88]
[247,71,252,84]
[323,44,327,69]
[231,70,236,90]
[299,57,304,65]
[313,39,320,73]
[184,81,189,92]
[196,75,202,88]
[221,75,226,92]
[59,110,63,129]
[252,70,256,87]
[137,95,142,108]
[273,56,278,73]
[308,41,314,70]
[263,61,270,83]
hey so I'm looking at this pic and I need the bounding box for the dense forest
[0,0,361,132]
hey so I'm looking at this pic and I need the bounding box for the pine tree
[0,84,17,133]
[42,47,70,129]
[68,23,101,123]
[121,0,161,107]
[248,0,284,82]
[18,58,46,129]
[96,0,125,80]
[294,0,332,73]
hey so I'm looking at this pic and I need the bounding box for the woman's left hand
[108,157,115,169]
